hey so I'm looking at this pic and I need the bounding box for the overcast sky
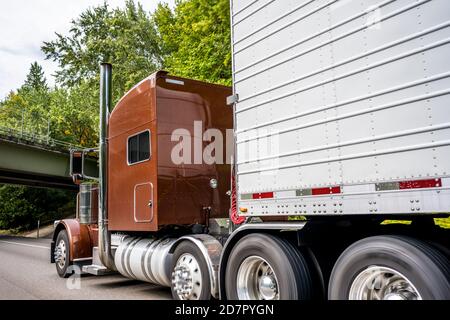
[0,0,174,99]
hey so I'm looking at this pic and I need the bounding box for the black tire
[225,233,313,300]
[328,235,450,300]
[54,230,73,278]
[302,247,326,300]
[171,241,211,300]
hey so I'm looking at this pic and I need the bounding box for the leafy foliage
[0,185,75,231]
[154,0,232,85]
[48,82,99,146]
[42,0,164,105]
[0,63,98,147]
[23,62,49,91]
[0,62,51,135]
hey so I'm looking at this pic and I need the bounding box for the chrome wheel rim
[349,266,422,300]
[54,239,67,269]
[172,253,203,300]
[237,256,279,300]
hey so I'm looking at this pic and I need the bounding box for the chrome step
[81,246,115,275]
[82,264,113,276]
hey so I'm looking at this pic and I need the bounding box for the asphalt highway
[0,236,172,300]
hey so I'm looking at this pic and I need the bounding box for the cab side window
[128,130,150,165]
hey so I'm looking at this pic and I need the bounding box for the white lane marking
[0,240,50,250]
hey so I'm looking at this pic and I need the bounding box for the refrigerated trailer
[51,0,450,300]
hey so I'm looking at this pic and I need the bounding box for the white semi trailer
[224,0,450,300]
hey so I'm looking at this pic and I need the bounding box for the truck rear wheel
[225,233,313,300]
[328,235,450,300]
[170,241,211,300]
[54,230,73,278]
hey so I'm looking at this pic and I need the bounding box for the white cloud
[0,0,174,99]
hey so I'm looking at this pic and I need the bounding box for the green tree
[48,82,99,146]
[0,62,50,135]
[42,0,164,105]
[23,62,49,91]
[154,0,232,85]
[0,184,75,231]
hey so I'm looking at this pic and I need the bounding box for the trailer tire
[225,233,313,300]
[328,235,450,300]
[170,241,211,300]
[54,230,73,278]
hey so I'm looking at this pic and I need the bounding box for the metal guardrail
[0,125,82,151]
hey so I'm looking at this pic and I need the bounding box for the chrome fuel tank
[114,237,176,287]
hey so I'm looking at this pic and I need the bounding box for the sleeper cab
[108,71,232,232]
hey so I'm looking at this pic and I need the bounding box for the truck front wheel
[328,235,450,300]
[54,230,73,278]
[225,233,313,300]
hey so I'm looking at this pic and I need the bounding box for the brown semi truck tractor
[52,61,450,300]
[52,64,234,300]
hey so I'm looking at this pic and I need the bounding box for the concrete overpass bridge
[0,126,98,190]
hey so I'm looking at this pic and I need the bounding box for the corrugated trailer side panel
[231,0,450,216]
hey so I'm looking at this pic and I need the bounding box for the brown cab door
[128,129,154,223]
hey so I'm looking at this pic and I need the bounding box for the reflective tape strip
[239,179,442,200]
[399,178,442,189]
[376,178,442,191]
[297,186,341,196]
[252,192,274,199]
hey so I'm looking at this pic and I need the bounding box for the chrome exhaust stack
[98,62,116,271]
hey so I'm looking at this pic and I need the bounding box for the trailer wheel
[328,235,450,300]
[225,233,313,300]
[171,241,211,300]
[54,230,72,278]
